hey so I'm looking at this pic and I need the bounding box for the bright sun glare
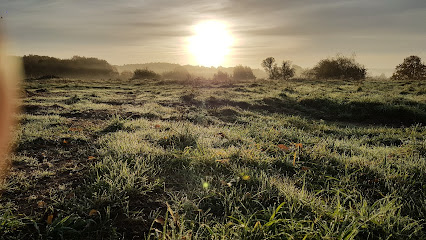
[188,21,233,67]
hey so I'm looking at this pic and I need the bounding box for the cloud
[2,0,425,69]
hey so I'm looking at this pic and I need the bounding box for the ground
[0,77,425,239]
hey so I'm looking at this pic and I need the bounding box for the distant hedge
[23,55,118,79]
[132,69,161,80]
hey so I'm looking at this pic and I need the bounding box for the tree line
[23,55,118,79]
[21,54,425,81]
[132,64,255,82]
[261,55,426,81]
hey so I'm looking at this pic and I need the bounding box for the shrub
[312,55,366,80]
[391,56,426,80]
[132,68,161,80]
[213,70,231,82]
[233,65,255,80]
[162,66,192,81]
[119,70,133,80]
[261,57,295,80]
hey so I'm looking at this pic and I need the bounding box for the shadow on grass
[199,95,426,126]
[298,97,426,126]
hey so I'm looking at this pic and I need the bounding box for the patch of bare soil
[21,104,65,115]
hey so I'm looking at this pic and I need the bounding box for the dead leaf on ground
[89,209,99,216]
[47,215,54,224]
[295,143,303,150]
[68,127,82,132]
[277,144,289,152]
[37,200,47,208]
[215,158,230,164]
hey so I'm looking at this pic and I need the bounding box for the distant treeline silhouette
[23,55,118,79]
[115,62,270,79]
[21,55,271,80]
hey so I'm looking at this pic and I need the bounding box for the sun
[188,21,233,67]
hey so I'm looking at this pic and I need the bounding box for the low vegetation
[132,69,162,80]
[0,75,425,239]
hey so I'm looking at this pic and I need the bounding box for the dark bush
[312,55,366,80]
[132,68,161,80]
[233,65,255,80]
[391,56,426,80]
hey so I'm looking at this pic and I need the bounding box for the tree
[261,57,295,80]
[261,57,276,79]
[279,61,295,80]
[391,56,426,80]
[312,55,366,80]
[233,65,255,80]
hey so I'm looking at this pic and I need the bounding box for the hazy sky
[2,0,426,76]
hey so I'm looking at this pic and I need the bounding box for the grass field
[1,77,425,239]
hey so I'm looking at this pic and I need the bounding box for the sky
[1,0,426,76]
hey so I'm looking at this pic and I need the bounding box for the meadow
[1,77,425,239]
